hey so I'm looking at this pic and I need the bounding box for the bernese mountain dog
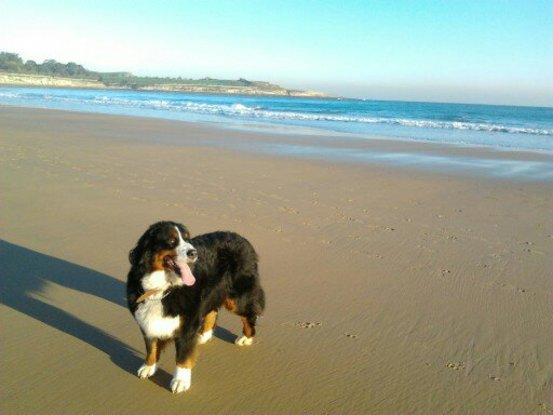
[126,221,265,393]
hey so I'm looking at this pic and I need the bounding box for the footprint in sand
[489,375,501,381]
[279,206,300,215]
[445,361,465,371]
[441,269,452,276]
[344,333,358,339]
[295,321,322,329]
[490,281,529,294]
[520,241,535,253]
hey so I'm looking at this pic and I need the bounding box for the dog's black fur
[126,221,265,367]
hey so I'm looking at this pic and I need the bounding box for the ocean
[1,87,553,179]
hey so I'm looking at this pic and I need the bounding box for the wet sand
[1,107,552,414]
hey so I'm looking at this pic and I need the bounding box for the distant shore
[0,72,327,97]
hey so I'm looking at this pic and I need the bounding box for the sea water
[1,87,552,179]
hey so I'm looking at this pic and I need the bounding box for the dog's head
[129,221,197,289]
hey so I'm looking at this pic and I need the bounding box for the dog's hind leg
[235,314,257,346]
[198,310,217,344]
[228,287,265,347]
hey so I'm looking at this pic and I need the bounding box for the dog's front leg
[171,327,199,393]
[137,337,161,379]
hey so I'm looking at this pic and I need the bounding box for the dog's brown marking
[156,339,168,361]
[223,298,255,338]
[202,310,218,334]
[152,249,177,271]
[151,228,180,271]
[241,316,255,338]
[223,298,237,312]
[177,350,197,369]
[145,337,161,366]
[178,227,191,239]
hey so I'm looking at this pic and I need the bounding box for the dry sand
[1,107,552,414]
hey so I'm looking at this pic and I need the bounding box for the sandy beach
[1,106,552,414]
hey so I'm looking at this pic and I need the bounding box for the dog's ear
[129,240,147,267]
[128,247,138,265]
[129,225,156,267]
[129,246,149,266]
[177,223,191,239]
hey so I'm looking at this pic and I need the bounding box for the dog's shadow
[214,326,238,343]
[0,240,148,377]
[0,239,236,389]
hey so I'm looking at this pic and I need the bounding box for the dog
[126,221,265,393]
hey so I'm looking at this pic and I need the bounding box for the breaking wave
[1,89,552,137]
[86,96,553,136]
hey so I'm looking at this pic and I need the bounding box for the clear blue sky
[1,0,552,105]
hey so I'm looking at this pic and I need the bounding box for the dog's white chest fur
[134,299,180,339]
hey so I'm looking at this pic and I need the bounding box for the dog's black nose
[187,249,197,259]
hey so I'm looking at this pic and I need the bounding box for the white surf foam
[1,90,552,136]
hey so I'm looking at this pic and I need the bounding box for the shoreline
[2,104,553,181]
[1,106,552,413]
[2,87,552,159]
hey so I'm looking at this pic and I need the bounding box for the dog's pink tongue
[176,259,196,286]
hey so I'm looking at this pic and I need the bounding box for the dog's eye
[168,238,177,246]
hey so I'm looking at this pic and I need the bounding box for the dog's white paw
[171,367,191,394]
[137,363,157,379]
[235,335,254,346]
[197,329,213,345]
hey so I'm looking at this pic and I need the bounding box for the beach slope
[1,107,552,414]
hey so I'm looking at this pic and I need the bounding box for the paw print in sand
[295,321,322,329]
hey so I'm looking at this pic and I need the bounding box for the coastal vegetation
[0,52,324,96]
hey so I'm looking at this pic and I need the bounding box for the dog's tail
[233,278,265,316]
[251,284,265,316]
